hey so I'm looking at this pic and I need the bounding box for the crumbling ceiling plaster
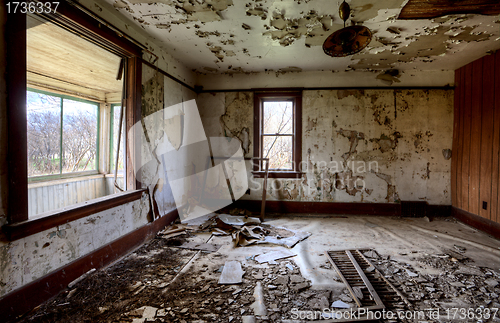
[104,0,500,75]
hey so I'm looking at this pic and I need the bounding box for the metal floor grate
[327,249,411,315]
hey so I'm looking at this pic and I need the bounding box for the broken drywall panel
[218,260,244,284]
[196,88,453,205]
[0,192,151,298]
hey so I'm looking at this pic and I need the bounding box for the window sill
[2,189,147,241]
[252,171,303,179]
[28,170,100,184]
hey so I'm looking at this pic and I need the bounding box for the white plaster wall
[0,191,150,297]
[197,89,454,205]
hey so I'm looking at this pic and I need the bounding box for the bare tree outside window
[111,105,125,172]
[27,90,99,177]
[62,99,98,173]
[262,101,293,170]
[27,91,61,176]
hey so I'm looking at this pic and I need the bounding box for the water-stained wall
[198,89,453,205]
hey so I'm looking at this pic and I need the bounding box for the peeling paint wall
[0,192,150,297]
[198,89,453,205]
[140,64,197,217]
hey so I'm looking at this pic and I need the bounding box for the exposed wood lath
[399,0,500,19]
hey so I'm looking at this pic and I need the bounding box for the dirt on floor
[13,215,500,323]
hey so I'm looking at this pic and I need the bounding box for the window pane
[263,135,293,170]
[62,99,98,173]
[263,101,293,134]
[27,91,62,176]
[111,106,125,172]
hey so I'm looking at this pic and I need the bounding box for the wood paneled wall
[452,51,500,224]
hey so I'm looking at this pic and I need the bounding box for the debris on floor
[174,241,221,253]
[14,215,500,323]
[218,261,244,284]
[182,213,311,248]
[255,249,296,264]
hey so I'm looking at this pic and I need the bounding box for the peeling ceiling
[103,0,500,75]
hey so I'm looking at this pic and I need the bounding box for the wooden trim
[253,91,303,173]
[494,51,500,224]
[0,208,178,322]
[233,200,451,217]
[232,200,402,216]
[199,86,454,94]
[295,92,303,175]
[125,57,142,190]
[451,69,460,207]
[6,11,28,224]
[453,206,500,240]
[456,66,465,209]
[2,189,147,241]
[140,58,197,93]
[427,204,452,218]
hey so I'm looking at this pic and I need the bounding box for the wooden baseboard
[452,206,500,240]
[233,200,451,218]
[427,204,452,218]
[0,208,178,322]
[233,200,402,216]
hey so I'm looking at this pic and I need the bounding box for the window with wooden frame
[4,1,143,240]
[253,91,302,178]
[27,88,100,180]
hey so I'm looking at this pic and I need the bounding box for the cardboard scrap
[219,261,244,284]
[233,226,268,247]
[255,249,296,264]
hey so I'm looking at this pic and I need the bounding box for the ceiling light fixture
[323,1,372,57]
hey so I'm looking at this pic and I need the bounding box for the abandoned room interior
[1,0,500,322]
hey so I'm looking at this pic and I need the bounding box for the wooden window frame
[253,91,303,178]
[4,1,143,240]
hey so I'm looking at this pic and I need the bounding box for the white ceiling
[103,0,500,76]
